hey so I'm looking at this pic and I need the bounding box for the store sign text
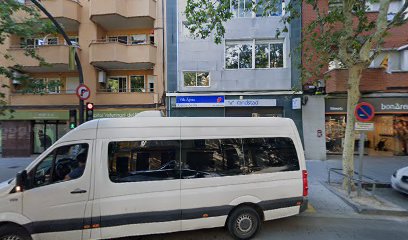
[381,103,408,110]
[225,99,277,107]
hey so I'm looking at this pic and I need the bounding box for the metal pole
[29,0,84,124]
[357,132,365,197]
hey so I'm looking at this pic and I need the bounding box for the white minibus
[0,115,308,240]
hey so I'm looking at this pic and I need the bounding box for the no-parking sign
[355,102,375,122]
[76,84,91,101]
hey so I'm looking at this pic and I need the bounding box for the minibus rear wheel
[227,206,261,240]
[0,224,31,240]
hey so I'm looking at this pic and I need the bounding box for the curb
[321,181,408,217]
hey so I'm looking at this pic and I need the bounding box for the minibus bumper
[299,198,308,213]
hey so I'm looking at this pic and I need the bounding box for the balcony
[325,68,408,93]
[9,92,78,106]
[89,0,156,30]
[89,41,156,70]
[7,45,75,73]
[96,92,156,105]
[24,0,82,32]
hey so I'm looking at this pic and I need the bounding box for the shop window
[130,75,145,92]
[108,141,180,183]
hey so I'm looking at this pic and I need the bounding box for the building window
[255,0,283,17]
[231,0,283,18]
[107,76,127,93]
[108,141,180,183]
[130,34,147,45]
[47,78,61,94]
[328,0,343,11]
[67,36,79,46]
[130,75,145,92]
[47,37,58,45]
[226,40,284,69]
[183,72,210,87]
[226,42,253,69]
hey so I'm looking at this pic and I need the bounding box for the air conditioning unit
[12,71,22,85]
[98,71,107,83]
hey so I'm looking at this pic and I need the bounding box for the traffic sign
[355,102,375,122]
[76,84,91,101]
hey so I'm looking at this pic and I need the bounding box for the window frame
[230,0,284,18]
[106,76,128,93]
[225,39,285,69]
[26,143,90,190]
[130,75,146,92]
[183,71,211,87]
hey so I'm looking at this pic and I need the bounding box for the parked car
[391,166,408,194]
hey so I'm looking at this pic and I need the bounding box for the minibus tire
[227,206,261,240]
[0,224,31,240]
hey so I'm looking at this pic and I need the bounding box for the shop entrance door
[33,121,69,153]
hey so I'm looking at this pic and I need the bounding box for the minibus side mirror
[15,170,27,192]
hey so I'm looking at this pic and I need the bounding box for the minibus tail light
[302,170,308,197]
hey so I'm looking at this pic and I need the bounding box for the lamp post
[29,0,85,124]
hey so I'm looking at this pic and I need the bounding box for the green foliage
[0,0,57,113]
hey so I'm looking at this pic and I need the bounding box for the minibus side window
[108,140,180,183]
[27,144,89,189]
[180,139,244,178]
[242,137,300,174]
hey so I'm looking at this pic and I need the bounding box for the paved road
[130,215,408,240]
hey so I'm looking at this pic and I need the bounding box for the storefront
[0,109,146,157]
[326,97,408,156]
[167,94,303,139]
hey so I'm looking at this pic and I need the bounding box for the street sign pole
[357,132,365,197]
[354,102,375,197]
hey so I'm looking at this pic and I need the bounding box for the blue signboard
[176,96,225,108]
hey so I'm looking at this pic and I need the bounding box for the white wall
[302,96,326,160]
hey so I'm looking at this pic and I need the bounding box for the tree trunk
[342,64,363,192]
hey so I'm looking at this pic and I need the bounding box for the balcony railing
[89,40,156,70]
[7,45,76,73]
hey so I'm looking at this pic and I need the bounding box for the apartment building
[0,0,165,157]
[165,0,303,136]
[302,0,408,157]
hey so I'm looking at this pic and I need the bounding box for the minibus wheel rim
[2,235,23,240]
[236,214,254,233]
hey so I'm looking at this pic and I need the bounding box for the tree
[184,0,408,191]
[0,0,56,112]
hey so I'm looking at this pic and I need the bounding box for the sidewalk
[306,156,408,215]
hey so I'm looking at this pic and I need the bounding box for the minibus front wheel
[0,223,31,240]
[227,206,261,240]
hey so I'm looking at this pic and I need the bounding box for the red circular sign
[76,84,91,101]
[355,102,375,122]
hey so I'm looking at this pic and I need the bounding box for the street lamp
[29,0,85,124]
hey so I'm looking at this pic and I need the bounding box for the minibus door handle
[70,189,87,194]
